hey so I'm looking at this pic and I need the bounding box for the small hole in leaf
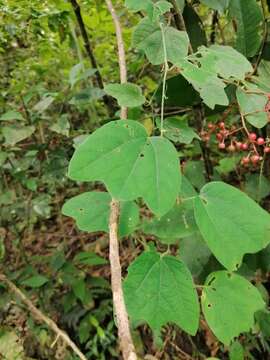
[79,208,83,211]
[207,304,212,308]
[140,153,144,158]
[212,287,216,291]
[235,263,239,269]
[125,124,129,128]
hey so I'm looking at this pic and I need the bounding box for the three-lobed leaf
[124,248,200,339]
[68,120,181,217]
[194,181,270,271]
[202,271,265,344]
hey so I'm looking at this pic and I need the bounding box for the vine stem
[0,273,87,360]
[104,1,137,359]
[160,22,169,137]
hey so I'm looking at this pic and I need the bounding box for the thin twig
[104,1,137,360]
[105,0,128,119]
[69,0,115,114]
[0,273,87,360]
[160,22,169,136]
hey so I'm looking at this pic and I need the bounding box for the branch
[0,273,87,360]
[69,0,115,114]
[170,2,213,180]
[104,1,137,360]
[170,0,193,53]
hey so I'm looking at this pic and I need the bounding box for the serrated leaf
[104,83,145,108]
[157,116,200,144]
[236,88,268,128]
[179,59,228,109]
[62,191,139,237]
[68,120,181,217]
[2,125,35,146]
[133,18,189,65]
[194,182,270,271]
[21,275,49,288]
[124,249,200,338]
[202,271,265,345]
[200,0,230,12]
[202,45,253,80]
[229,0,263,57]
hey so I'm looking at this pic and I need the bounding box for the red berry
[257,137,265,145]
[241,157,250,165]
[218,143,226,149]
[219,122,225,129]
[216,133,223,141]
[248,133,257,142]
[227,144,236,152]
[241,143,249,151]
[235,142,242,150]
[207,123,215,130]
[264,147,270,153]
[251,155,260,164]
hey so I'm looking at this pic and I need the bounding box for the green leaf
[194,182,270,271]
[124,248,200,338]
[0,110,24,121]
[229,341,244,360]
[200,0,230,12]
[155,74,201,107]
[179,59,228,109]
[149,1,173,21]
[73,251,107,266]
[255,60,270,92]
[104,83,145,108]
[229,0,263,57]
[215,156,241,175]
[179,233,211,277]
[2,125,35,146]
[33,95,54,112]
[125,0,153,12]
[0,331,24,360]
[244,174,270,202]
[133,18,189,65]
[202,271,265,345]
[157,116,200,144]
[203,46,253,80]
[236,88,268,128]
[50,115,70,136]
[183,160,206,190]
[62,191,139,237]
[68,120,181,217]
[21,275,49,288]
[142,176,198,242]
[255,309,270,338]
[143,203,197,243]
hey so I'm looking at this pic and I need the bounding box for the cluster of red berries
[200,121,270,167]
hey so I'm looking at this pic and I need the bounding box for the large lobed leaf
[68,120,181,217]
[124,248,200,339]
[194,182,270,271]
[202,271,265,344]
